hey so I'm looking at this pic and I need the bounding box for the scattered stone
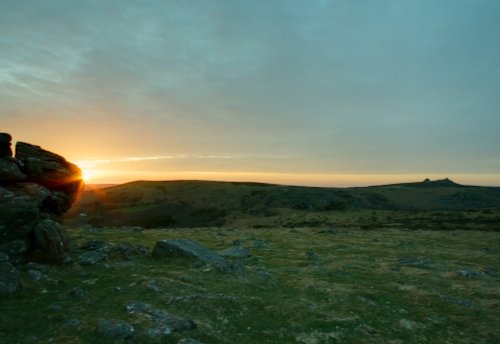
[305,252,319,260]
[79,239,107,251]
[147,279,164,292]
[397,284,415,291]
[110,243,149,259]
[153,239,240,273]
[27,269,50,282]
[26,262,49,272]
[120,226,144,232]
[214,293,237,301]
[96,319,135,339]
[65,318,81,328]
[256,270,273,280]
[0,240,28,257]
[0,251,9,262]
[358,324,378,335]
[398,257,433,268]
[440,295,475,308]
[0,262,21,294]
[219,246,252,258]
[247,238,268,248]
[167,294,202,305]
[78,251,108,266]
[228,260,245,274]
[456,269,484,278]
[79,225,101,233]
[68,287,88,299]
[481,266,496,276]
[126,301,196,336]
[178,274,194,283]
[399,319,419,330]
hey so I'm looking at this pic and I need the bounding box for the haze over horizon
[2,0,500,187]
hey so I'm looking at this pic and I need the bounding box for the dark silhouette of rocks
[0,133,82,264]
[0,133,13,158]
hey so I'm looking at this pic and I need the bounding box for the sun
[81,169,94,183]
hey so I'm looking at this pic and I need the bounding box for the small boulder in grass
[68,286,88,299]
[96,319,135,339]
[126,301,197,336]
[78,251,108,266]
[27,269,50,282]
[79,239,108,251]
[0,251,9,262]
[0,262,21,294]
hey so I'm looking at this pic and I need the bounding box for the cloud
[76,155,240,168]
[1,0,500,178]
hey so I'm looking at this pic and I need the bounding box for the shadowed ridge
[368,178,468,189]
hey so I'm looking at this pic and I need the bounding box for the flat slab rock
[152,239,241,272]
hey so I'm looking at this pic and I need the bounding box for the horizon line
[82,176,500,189]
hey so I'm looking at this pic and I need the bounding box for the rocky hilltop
[0,133,82,265]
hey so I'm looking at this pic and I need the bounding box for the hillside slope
[65,179,500,228]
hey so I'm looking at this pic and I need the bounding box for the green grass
[1,224,499,343]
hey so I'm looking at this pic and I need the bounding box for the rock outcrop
[0,133,82,264]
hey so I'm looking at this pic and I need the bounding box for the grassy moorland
[66,179,500,229]
[0,218,499,343]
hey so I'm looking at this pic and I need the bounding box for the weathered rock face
[0,133,82,264]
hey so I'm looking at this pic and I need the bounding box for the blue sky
[1,0,500,185]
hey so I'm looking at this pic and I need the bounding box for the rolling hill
[65,179,500,228]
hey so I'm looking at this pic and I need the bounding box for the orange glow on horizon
[79,169,500,187]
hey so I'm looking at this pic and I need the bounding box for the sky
[1,0,500,186]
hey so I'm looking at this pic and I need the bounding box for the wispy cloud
[76,154,298,169]
[76,155,238,168]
